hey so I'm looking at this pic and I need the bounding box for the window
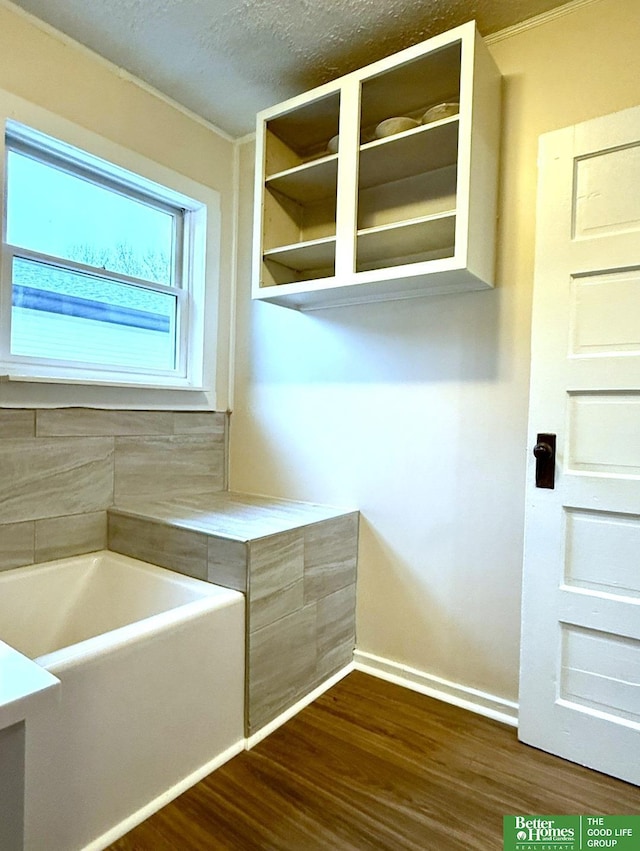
[1,120,213,389]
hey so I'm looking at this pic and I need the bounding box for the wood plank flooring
[109,671,640,850]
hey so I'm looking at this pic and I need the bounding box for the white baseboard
[86,657,516,850]
[85,738,246,851]
[354,650,519,727]
[246,662,354,749]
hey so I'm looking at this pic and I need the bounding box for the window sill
[0,370,209,391]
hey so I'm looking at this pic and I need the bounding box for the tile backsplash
[0,408,227,571]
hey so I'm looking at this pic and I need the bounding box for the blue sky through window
[6,150,176,285]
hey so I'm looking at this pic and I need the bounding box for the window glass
[6,149,177,286]
[11,256,177,371]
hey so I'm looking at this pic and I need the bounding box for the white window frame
[0,115,221,393]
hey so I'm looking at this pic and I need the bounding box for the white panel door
[519,105,640,785]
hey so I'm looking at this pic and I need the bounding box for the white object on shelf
[374,116,420,138]
[422,101,459,124]
[253,20,501,310]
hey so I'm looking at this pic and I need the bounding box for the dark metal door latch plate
[533,433,556,489]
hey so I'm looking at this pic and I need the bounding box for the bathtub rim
[0,549,222,595]
[0,549,243,674]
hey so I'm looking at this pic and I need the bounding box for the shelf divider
[358,118,459,189]
[266,154,338,202]
[263,235,336,272]
[356,211,456,266]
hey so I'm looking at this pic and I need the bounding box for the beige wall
[231,0,640,704]
[0,1,235,410]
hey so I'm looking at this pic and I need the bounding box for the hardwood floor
[109,671,639,850]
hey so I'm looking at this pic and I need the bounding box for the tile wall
[0,409,227,571]
[247,514,358,733]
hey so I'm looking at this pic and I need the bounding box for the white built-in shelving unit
[252,21,501,310]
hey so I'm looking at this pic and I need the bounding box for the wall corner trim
[353,650,519,727]
[485,0,603,45]
[234,131,257,147]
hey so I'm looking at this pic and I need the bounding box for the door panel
[564,508,640,597]
[560,626,640,724]
[568,394,640,474]
[519,105,640,785]
[569,270,640,355]
[573,143,640,239]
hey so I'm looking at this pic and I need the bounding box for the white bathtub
[0,550,245,851]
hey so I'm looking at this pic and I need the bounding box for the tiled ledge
[108,492,359,736]
[109,491,354,542]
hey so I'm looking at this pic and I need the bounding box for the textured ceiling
[10,0,571,137]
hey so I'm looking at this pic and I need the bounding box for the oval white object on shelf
[327,134,339,153]
[374,117,419,138]
[422,102,459,124]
